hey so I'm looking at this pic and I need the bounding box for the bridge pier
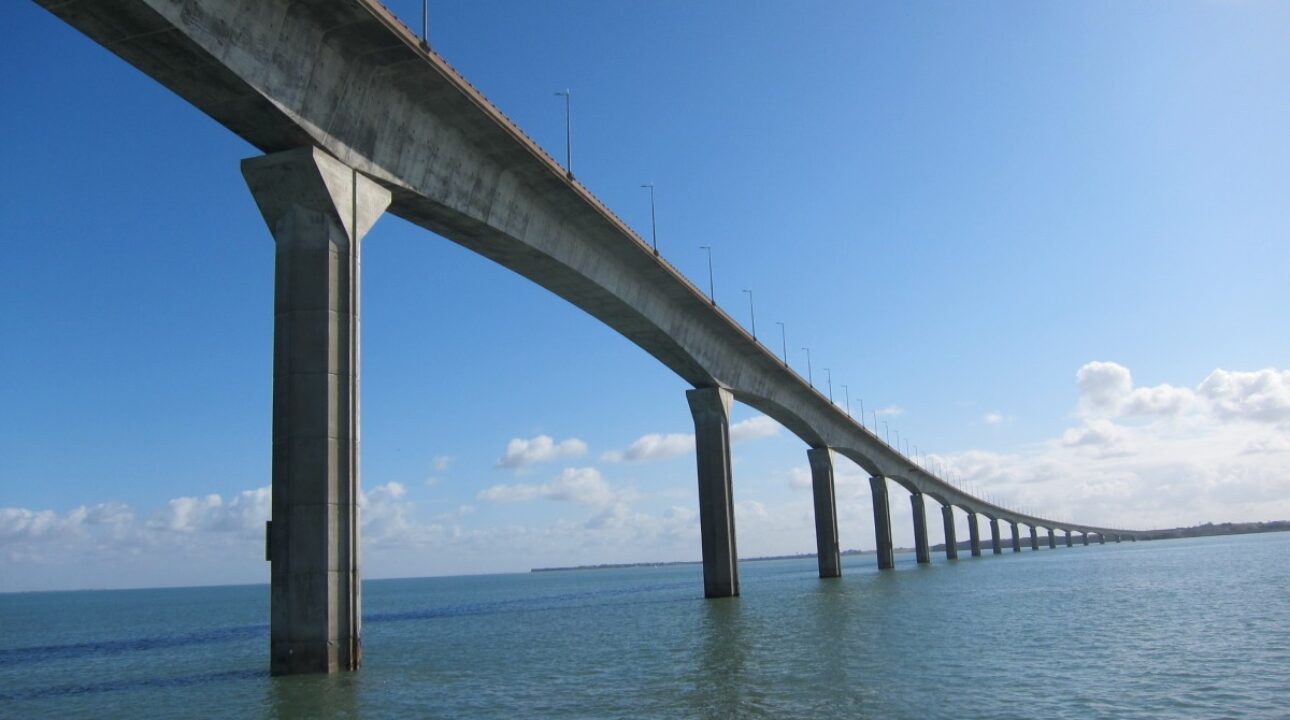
[911,493,931,564]
[942,505,958,560]
[1098,533,1105,545]
[1010,522,1021,553]
[1048,528,1056,549]
[807,448,841,579]
[869,477,895,570]
[990,518,1002,555]
[1065,530,1073,547]
[244,147,391,676]
[1082,532,1090,546]
[968,511,982,557]
[1115,534,1121,544]
[1029,526,1039,551]
[687,387,739,598]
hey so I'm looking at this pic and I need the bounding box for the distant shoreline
[530,521,1290,573]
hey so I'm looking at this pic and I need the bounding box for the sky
[2,0,1288,592]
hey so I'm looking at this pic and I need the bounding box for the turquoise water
[2,532,1288,719]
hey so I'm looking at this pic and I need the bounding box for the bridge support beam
[942,505,958,560]
[869,477,895,570]
[1115,534,1121,544]
[1029,526,1039,551]
[244,147,391,676]
[1098,533,1105,545]
[990,518,1002,555]
[1048,528,1056,549]
[1065,530,1073,547]
[807,448,841,579]
[687,387,739,598]
[1010,522,1022,553]
[911,492,931,565]
[1082,532,1090,546]
[968,511,982,557]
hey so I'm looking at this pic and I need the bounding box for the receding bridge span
[36,0,1145,675]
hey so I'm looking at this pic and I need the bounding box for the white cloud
[496,435,588,468]
[1198,368,1290,423]
[478,467,616,506]
[1076,361,1133,416]
[730,415,780,442]
[432,456,453,472]
[876,405,905,417]
[982,411,1006,426]
[1061,418,1124,449]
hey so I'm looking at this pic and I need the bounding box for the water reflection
[691,597,748,718]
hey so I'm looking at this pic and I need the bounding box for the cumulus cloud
[1198,368,1290,423]
[1076,361,1133,416]
[479,467,616,506]
[982,411,1006,426]
[496,435,588,468]
[876,405,905,417]
[601,415,779,462]
[1061,419,1125,449]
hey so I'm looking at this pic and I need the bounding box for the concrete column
[1082,532,1090,547]
[1115,534,1121,544]
[807,448,841,579]
[1131,535,1137,542]
[244,147,391,676]
[911,492,931,565]
[990,518,1002,555]
[968,511,982,557]
[1098,533,1105,545]
[687,387,739,598]
[942,505,958,560]
[1048,528,1056,549]
[869,477,895,570]
[1065,530,1073,547]
[1010,521,1021,553]
[1029,526,1039,551]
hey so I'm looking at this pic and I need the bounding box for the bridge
[36,0,1144,675]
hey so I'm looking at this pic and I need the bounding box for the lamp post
[842,384,851,417]
[553,89,572,178]
[894,429,901,454]
[640,183,658,255]
[883,420,890,445]
[420,0,428,46]
[824,367,833,403]
[775,322,787,366]
[741,289,757,339]
[699,245,715,304]
[802,347,813,387]
[860,399,866,428]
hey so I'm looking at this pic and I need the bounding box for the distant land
[530,521,1289,573]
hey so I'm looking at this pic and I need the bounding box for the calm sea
[2,532,1287,719]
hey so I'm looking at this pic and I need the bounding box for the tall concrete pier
[942,505,958,560]
[1049,528,1057,549]
[1065,530,1073,548]
[244,147,391,675]
[990,518,1002,555]
[1029,526,1039,551]
[1010,522,1022,553]
[807,448,841,578]
[968,511,982,557]
[911,493,931,565]
[1082,532,1090,547]
[869,477,895,570]
[687,387,739,598]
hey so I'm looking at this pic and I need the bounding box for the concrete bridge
[36,0,1145,675]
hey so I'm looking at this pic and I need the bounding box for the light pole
[883,420,890,445]
[741,289,757,339]
[802,347,813,387]
[699,245,715,304]
[894,429,901,454]
[824,367,833,403]
[842,384,851,416]
[640,183,658,255]
[420,0,428,46]
[554,89,572,178]
[775,322,787,366]
[860,399,866,428]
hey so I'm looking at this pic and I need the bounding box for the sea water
[2,532,1288,719]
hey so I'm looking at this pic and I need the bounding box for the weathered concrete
[870,477,895,570]
[1029,525,1039,551]
[1066,530,1073,548]
[687,387,739,598]
[911,493,931,565]
[1010,522,1022,553]
[1082,532,1090,547]
[942,505,958,560]
[968,511,982,557]
[32,0,1145,553]
[245,146,390,675]
[807,448,841,579]
[1049,528,1057,549]
[990,518,1002,555]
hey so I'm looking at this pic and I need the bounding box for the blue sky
[2,0,1288,591]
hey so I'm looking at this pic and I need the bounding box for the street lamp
[741,289,757,339]
[775,322,787,366]
[699,245,715,304]
[842,384,851,417]
[894,429,901,454]
[824,367,833,403]
[420,0,429,47]
[883,420,890,445]
[640,183,658,255]
[802,347,813,387]
[860,399,866,428]
[554,89,572,178]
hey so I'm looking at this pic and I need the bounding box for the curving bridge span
[36,0,1145,675]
